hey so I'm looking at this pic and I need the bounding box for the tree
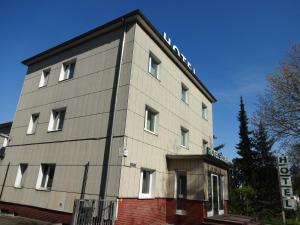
[235,97,256,187]
[254,44,300,146]
[252,122,281,213]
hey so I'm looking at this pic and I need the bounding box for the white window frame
[36,164,55,191]
[202,103,208,120]
[27,113,39,135]
[148,53,160,79]
[39,69,50,88]
[139,169,155,199]
[14,163,28,188]
[48,108,66,132]
[2,137,8,147]
[59,60,76,81]
[181,83,189,103]
[144,106,158,134]
[180,127,189,148]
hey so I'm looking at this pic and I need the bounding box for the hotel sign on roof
[162,32,197,75]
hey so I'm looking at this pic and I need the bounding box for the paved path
[0,216,52,225]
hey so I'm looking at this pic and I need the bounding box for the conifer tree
[235,97,256,187]
[252,122,280,212]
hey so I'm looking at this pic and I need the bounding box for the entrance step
[202,215,264,225]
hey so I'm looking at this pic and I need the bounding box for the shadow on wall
[26,24,134,74]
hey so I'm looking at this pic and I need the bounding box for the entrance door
[176,171,187,215]
[207,173,224,217]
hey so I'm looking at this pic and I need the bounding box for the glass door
[207,173,224,217]
[176,171,187,215]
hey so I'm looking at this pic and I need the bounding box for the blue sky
[1,1,299,159]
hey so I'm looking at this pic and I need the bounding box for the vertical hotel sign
[278,156,296,210]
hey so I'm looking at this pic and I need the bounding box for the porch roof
[166,154,231,170]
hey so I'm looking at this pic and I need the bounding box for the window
[144,106,158,134]
[139,169,155,198]
[148,54,160,78]
[203,140,208,153]
[27,113,39,135]
[176,171,187,214]
[2,137,8,147]
[14,164,28,188]
[48,108,66,132]
[219,176,224,210]
[180,127,189,148]
[36,164,55,190]
[39,69,50,87]
[59,61,75,81]
[181,83,189,103]
[202,103,208,120]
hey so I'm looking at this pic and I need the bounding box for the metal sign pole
[277,158,286,225]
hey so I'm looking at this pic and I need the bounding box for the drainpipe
[99,18,127,200]
[80,162,89,199]
[0,162,10,199]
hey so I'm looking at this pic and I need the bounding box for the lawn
[261,217,300,225]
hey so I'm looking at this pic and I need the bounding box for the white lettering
[172,45,180,57]
[163,32,171,46]
[162,32,197,75]
[181,53,187,63]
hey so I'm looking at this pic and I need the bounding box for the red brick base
[116,198,206,225]
[0,201,72,224]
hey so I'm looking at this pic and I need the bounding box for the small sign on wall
[277,156,296,210]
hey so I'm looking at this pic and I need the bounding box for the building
[0,10,230,225]
[0,122,12,160]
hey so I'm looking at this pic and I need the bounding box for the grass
[261,217,300,225]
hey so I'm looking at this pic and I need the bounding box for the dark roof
[166,154,231,170]
[22,10,217,103]
[0,122,13,134]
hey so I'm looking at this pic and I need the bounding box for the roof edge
[21,9,217,102]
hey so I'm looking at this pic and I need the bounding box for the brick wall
[116,198,206,225]
[0,201,72,224]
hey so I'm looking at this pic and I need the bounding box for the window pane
[47,166,56,189]
[178,175,187,197]
[68,63,75,79]
[202,103,208,119]
[41,165,49,188]
[20,164,27,186]
[181,85,188,102]
[208,174,212,211]
[57,110,66,130]
[149,57,158,77]
[142,171,150,194]
[181,128,188,146]
[219,176,224,210]
[146,109,156,132]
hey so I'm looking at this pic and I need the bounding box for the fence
[72,199,117,225]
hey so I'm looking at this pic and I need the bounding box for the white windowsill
[14,185,23,189]
[47,129,62,133]
[144,128,158,136]
[180,145,189,150]
[148,72,161,82]
[58,78,72,83]
[35,187,51,192]
[138,194,154,199]
[181,99,189,105]
[176,209,187,216]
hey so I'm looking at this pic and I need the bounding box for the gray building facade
[0,10,230,225]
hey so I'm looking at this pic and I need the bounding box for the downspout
[99,18,127,200]
[0,162,10,199]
